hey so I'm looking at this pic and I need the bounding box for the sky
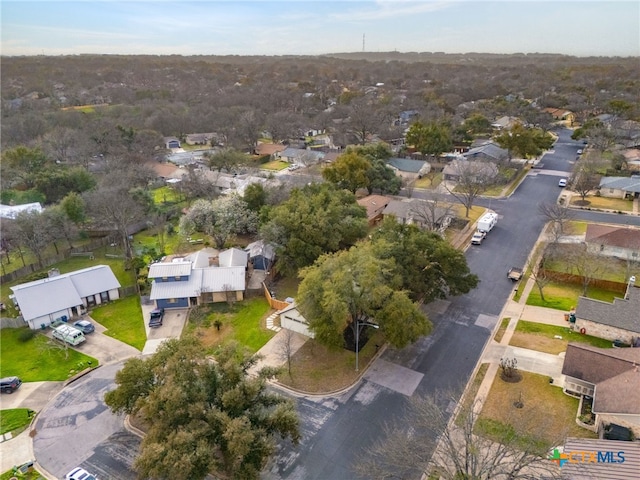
[1,0,639,57]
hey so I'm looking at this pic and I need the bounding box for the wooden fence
[538,269,628,294]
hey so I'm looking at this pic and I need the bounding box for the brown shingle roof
[146,161,179,178]
[561,343,640,384]
[255,143,286,156]
[357,195,391,219]
[593,368,640,414]
[584,224,640,250]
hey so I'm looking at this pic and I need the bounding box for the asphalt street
[31,129,640,479]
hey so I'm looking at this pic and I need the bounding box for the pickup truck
[508,267,523,281]
[471,231,486,245]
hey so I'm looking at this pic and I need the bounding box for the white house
[10,265,121,329]
[279,303,314,338]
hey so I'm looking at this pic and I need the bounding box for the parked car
[149,308,165,328]
[73,320,95,334]
[558,178,567,187]
[471,231,486,245]
[65,467,97,480]
[0,376,22,394]
[577,149,583,155]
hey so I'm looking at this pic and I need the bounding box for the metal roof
[10,265,119,321]
[200,267,245,292]
[245,240,275,260]
[219,248,248,267]
[386,157,426,173]
[561,438,640,479]
[150,269,202,300]
[148,261,193,278]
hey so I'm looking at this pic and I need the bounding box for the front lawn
[0,328,98,382]
[277,331,384,393]
[509,320,613,354]
[261,160,289,171]
[477,371,597,449]
[526,281,619,311]
[570,195,633,212]
[0,408,34,435]
[90,296,146,350]
[187,298,274,353]
[0,467,44,480]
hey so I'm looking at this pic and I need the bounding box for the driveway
[77,319,142,365]
[141,306,189,355]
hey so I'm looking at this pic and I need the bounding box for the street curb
[63,365,101,387]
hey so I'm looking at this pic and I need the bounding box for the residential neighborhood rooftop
[575,286,640,333]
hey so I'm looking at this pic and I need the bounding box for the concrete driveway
[141,306,189,355]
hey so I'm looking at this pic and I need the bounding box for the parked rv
[52,324,86,346]
[477,212,497,233]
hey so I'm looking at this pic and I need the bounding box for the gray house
[10,265,121,329]
[598,175,640,199]
[584,224,640,259]
[463,142,509,163]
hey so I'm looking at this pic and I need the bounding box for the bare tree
[277,328,296,378]
[570,154,606,204]
[568,244,608,295]
[356,390,562,480]
[13,211,53,269]
[409,193,455,233]
[526,244,555,302]
[444,160,498,217]
[537,202,575,244]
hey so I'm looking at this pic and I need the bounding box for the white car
[65,467,97,480]
[577,149,583,155]
[471,231,486,245]
[558,178,567,187]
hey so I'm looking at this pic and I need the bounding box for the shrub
[18,329,37,343]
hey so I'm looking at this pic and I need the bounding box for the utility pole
[362,33,365,52]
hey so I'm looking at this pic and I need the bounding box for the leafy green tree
[206,148,247,173]
[297,242,431,349]
[494,123,554,159]
[462,113,493,135]
[322,151,372,193]
[405,121,453,158]
[0,146,50,189]
[34,166,96,204]
[179,194,258,248]
[366,158,402,195]
[371,218,478,302]
[61,192,87,225]
[261,183,368,276]
[243,183,267,212]
[105,338,300,480]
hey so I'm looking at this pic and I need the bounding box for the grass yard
[0,408,35,435]
[510,320,613,354]
[261,160,289,171]
[414,172,442,189]
[477,371,597,449]
[188,298,274,353]
[133,229,186,257]
[90,296,146,350]
[0,467,44,480]
[565,220,588,235]
[570,195,634,212]
[152,185,183,204]
[526,281,619,311]
[494,318,510,343]
[277,331,384,393]
[0,328,98,381]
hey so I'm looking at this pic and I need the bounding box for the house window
[162,276,168,281]
[600,244,604,251]
[175,276,181,281]
[86,295,96,307]
[168,298,177,304]
[100,291,109,303]
[609,189,614,194]
[632,252,638,258]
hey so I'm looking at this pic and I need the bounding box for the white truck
[52,324,86,346]
[477,212,497,233]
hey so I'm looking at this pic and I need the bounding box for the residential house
[279,303,314,338]
[622,149,640,172]
[598,175,640,199]
[255,142,286,158]
[357,195,391,226]
[149,248,247,309]
[386,157,430,182]
[561,342,640,438]
[10,266,121,329]
[322,151,341,164]
[491,116,521,130]
[0,202,43,219]
[245,240,275,271]
[144,161,179,182]
[383,198,452,232]
[165,137,181,149]
[584,224,640,259]
[185,133,216,146]
[574,285,640,344]
[543,107,576,126]
[443,159,499,182]
[560,438,640,479]
[463,142,510,163]
[277,147,324,165]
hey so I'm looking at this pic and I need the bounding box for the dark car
[149,308,165,328]
[1,376,22,394]
[73,320,95,334]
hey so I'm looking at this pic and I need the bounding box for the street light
[355,319,379,372]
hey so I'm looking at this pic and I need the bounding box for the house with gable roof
[561,342,640,438]
[357,195,391,226]
[149,247,247,309]
[386,157,430,182]
[573,285,640,344]
[584,224,640,260]
[463,142,509,163]
[10,265,121,329]
[598,175,640,199]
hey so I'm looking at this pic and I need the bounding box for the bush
[18,329,37,342]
